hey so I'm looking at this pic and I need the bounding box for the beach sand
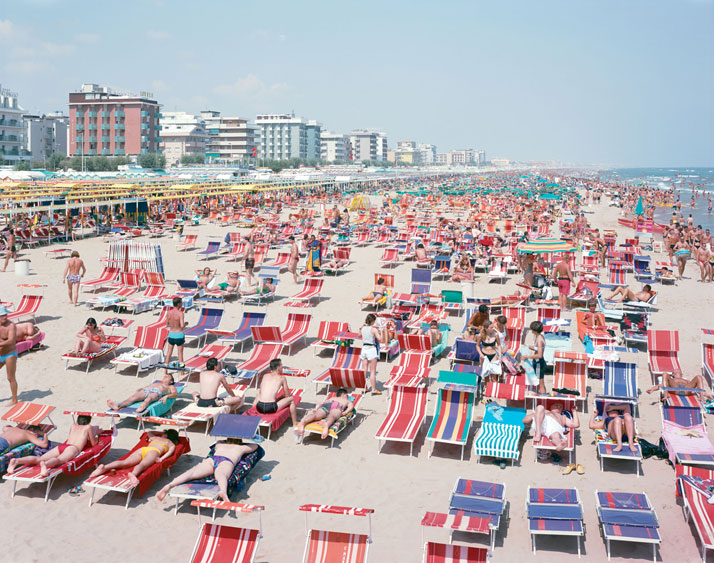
[1,192,713,562]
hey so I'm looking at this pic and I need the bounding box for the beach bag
[522,359,539,386]
[583,334,594,355]
[482,356,502,378]
[639,437,668,460]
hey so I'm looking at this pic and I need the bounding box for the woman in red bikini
[73,317,105,355]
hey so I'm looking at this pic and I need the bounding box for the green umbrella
[635,196,644,216]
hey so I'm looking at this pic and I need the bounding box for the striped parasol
[518,238,576,254]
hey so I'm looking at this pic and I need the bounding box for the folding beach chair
[386,350,432,389]
[440,290,463,316]
[593,399,643,475]
[188,501,264,563]
[167,344,232,379]
[448,339,480,369]
[531,397,577,464]
[62,335,127,373]
[110,325,168,377]
[648,329,681,382]
[379,247,400,267]
[432,256,451,280]
[301,392,363,447]
[447,477,506,551]
[375,386,428,456]
[595,491,660,561]
[299,504,373,563]
[312,346,362,394]
[172,383,248,435]
[473,404,526,464]
[232,343,283,384]
[207,311,266,352]
[184,308,224,348]
[0,402,56,474]
[678,472,714,562]
[422,542,488,563]
[84,429,190,509]
[661,404,714,466]
[263,252,290,272]
[81,267,120,292]
[7,294,43,322]
[243,388,303,439]
[601,361,638,403]
[567,280,598,308]
[488,258,508,284]
[703,341,714,387]
[426,388,474,460]
[177,234,198,251]
[527,487,584,557]
[411,268,432,295]
[251,313,311,355]
[359,273,394,310]
[310,321,350,356]
[285,278,324,307]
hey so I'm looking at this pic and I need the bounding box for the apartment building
[255,113,321,160]
[24,113,69,161]
[160,112,206,165]
[201,110,256,163]
[0,85,29,164]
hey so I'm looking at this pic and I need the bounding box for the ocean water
[599,167,714,228]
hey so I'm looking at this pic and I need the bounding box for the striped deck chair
[448,339,479,369]
[599,361,638,402]
[503,306,526,325]
[593,399,643,475]
[122,283,167,314]
[648,329,681,381]
[243,388,303,439]
[433,256,451,280]
[426,388,474,460]
[473,404,526,464]
[484,381,525,402]
[567,280,598,308]
[110,325,168,376]
[487,258,507,284]
[263,252,290,271]
[608,266,627,286]
[302,393,363,447]
[448,478,506,551]
[177,234,198,251]
[172,383,248,434]
[0,403,56,474]
[537,307,562,333]
[225,242,246,261]
[527,487,584,557]
[81,267,120,292]
[553,357,587,408]
[299,504,373,563]
[595,491,661,562]
[197,241,221,260]
[312,346,362,394]
[678,473,714,562]
[84,432,190,508]
[311,321,350,356]
[62,335,126,373]
[189,502,264,563]
[207,311,266,352]
[285,278,324,307]
[703,342,714,387]
[251,313,311,355]
[177,344,232,377]
[375,386,428,456]
[411,268,432,294]
[233,343,283,384]
[387,350,432,389]
[532,397,577,464]
[359,273,394,310]
[420,513,490,553]
[7,294,42,322]
[661,405,714,467]
[423,543,488,563]
[184,308,224,348]
[379,247,400,267]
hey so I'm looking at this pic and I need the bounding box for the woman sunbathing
[88,429,179,487]
[361,277,386,305]
[589,403,638,453]
[451,254,474,282]
[72,317,106,356]
[195,267,215,289]
[295,388,354,440]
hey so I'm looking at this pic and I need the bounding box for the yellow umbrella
[349,194,371,211]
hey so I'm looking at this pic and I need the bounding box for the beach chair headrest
[210,413,263,442]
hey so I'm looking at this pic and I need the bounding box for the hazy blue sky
[2,0,712,166]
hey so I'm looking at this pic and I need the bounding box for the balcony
[87,149,97,156]
[101,111,110,117]
[101,148,110,155]
[114,149,125,155]
[141,110,149,117]
[115,123,125,130]
[155,124,162,130]
[115,111,125,117]
[88,136,97,142]
[88,123,97,130]
[114,136,125,142]
[141,123,149,130]
[75,123,84,130]
[101,136,110,142]
[88,111,97,118]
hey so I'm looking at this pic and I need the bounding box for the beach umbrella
[538,193,560,201]
[348,194,371,211]
[518,238,576,254]
[635,196,644,216]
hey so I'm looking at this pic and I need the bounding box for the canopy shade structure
[518,238,576,254]
[348,194,371,211]
[538,193,560,201]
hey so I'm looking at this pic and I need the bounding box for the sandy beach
[1,186,713,563]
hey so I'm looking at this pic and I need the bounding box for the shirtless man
[255,358,297,425]
[0,306,19,405]
[553,253,575,311]
[605,284,653,303]
[62,250,86,306]
[165,297,186,368]
[287,236,301,284]
[295,388,354,440]
[0,423,48,455]
[646,369,713,402]
[190,357,244,410]
[415,243,432,265]
[523,401,579,451]
[107,373,178,414]
[589,403,637,453]
[156,437,257,502]
[7,415,98,477]
[239,277,276,298]
[243,237,255,284]
[1,228,17,272]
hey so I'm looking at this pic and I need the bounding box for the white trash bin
[15,259,30,276]
[460,281,475,299]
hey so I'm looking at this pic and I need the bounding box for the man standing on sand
[191,357,244,410]
[2,228,17,272]
[255,358,297,426]
[287,236,301,284]
[243,237,255,285]
[7,414,98,477]
[553,253,575,311]
[62,250,86,306]
[0,306,19,406]
[165,297,186,369]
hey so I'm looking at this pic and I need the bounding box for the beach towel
[305,239,322,273]
[662,420,714,465]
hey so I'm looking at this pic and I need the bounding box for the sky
[1,0,713,167]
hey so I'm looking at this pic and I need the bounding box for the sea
[598,167,714,229]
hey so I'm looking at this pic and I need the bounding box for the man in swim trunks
[0,423,48,456]
[191,357,244,410]
[243,237,255,284]
[589,403,637,453]
[523,401,579,451]
[295,388,354,440]
[288,236,302,284]
[215,271,240,293]
[605,284,653,303]
[238,277,276,298]
[14,321,40,342]
[88,429,179,486]
[7,415,98,477]
[0,306,19,406]
[156,437,258,502]
[1,228,16,272]
[165,297,185,370]
[553,253,575,311]
[107,373,178,414]
[646,369,713,402]
[62,250,86,306]
[255,358,297,425]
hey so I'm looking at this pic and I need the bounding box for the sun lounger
[251,313,311,355]
[447,477,506,551]
[422,542,488,563]
[111,325,168,376]
[81,267,120,292]
[379,247,400,267]
[16,330,45,355]
[188,501,264,563]
[678,472,714,562]
[553,356,587,408]
[162,343,231,380]
[312,346,362,394]
[197,241,221,260]
[375,386,428,456]
[567,280,598,308]
[600,361,638,403]
[86,286,139,310]
[531,397,577,464]
[121,283,167,314]
[426,388,474,460]
[311,321,350,356]
[177,234,198,251]
[473,404,526,464]
[595,490,660,561]
[7,294,42,322]
[301,393,363,447]
[172,383,248,434]
[386,350,431,389]
[184,308,224,348]
[231,343,283,384]
[661,404,714,466]
[84,430,190,509]
[420,512,491,553]
[527,486,584,557]
[448,339,480,368]
[4,411,115,502]
[488,258,508,284]
[411,268,432,294]
[648,329,681,382]
[593,399,643,475]
[62,335,126,373]
[704,342,714,387]
[285,278,324,307]
[0,403,56,474]
[107,382,186,423]
[243,388,303,439]
[299,504,373,563]
[207,311,266,352]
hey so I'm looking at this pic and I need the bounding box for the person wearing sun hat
[0,305,19,406]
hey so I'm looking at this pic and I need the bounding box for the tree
[14,161,31,171]
[138,153,166,169]
[47,153,65,171]
[181,154,205,165]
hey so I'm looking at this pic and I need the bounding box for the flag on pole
[251,147,258,158]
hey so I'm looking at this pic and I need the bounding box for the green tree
[47,153,65,170]
[138,153,166,168]
[14,161,31,171]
